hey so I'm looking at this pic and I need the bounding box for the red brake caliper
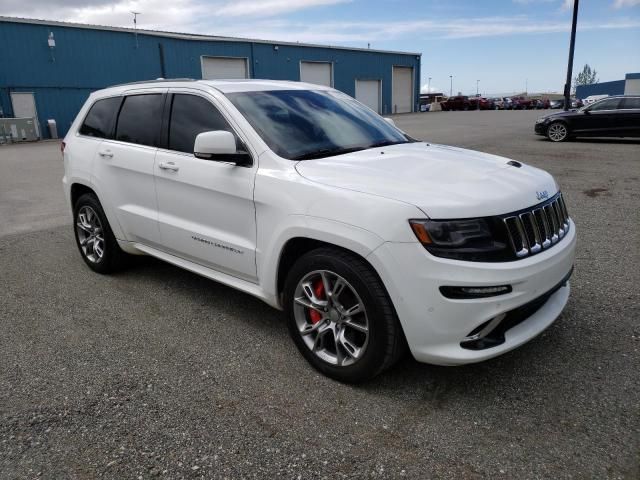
[309,278,325,324]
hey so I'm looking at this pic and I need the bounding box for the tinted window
[79,97,121,138]
[115,94,164,147]
[589,98,621,111]
[168,94,232,154]
[227,89,410,160]
[621,97,640,109]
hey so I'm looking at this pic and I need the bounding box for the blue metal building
[575,73,640,99]
[0,17,421,139]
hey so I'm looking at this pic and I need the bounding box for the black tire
[283,247,406,383]
[73,193,128,274]
[546,121,570,142]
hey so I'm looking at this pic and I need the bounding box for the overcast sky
[1,0,639,94]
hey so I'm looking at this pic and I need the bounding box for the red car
[441,96,495,111]
[469,97,495,110]
[440,95,471,111]
[510,96,534,110]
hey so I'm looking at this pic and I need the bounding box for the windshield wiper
[292,146,366,161]
[365,139,408,149]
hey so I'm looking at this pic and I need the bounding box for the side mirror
[194,131,252,167]
[383,117,396,127]
[583,109,590,114]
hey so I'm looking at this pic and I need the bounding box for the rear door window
[589,98,621,111]
[620,97,640,109]
[115,94,164,147]
[79,97,121,138]
[168,94,233,154]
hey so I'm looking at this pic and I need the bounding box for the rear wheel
[73,193,128,273]
[283,247,405,383]
[547,121,569,142]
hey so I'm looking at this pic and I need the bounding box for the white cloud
[216,0,350,17]
[1,1,639,44]
[420,84,440,94]
[515,0,640,8]
[613,0,640,7]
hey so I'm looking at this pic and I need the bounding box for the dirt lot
[1,110,638,479]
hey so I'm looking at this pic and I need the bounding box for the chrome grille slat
[504,216,529,258]
[520,212,542,253]
[544,204,559,244]
[502,194,570,259]
[553,202,565,238]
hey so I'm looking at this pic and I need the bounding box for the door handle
[158,161,179,172]
[98,150,113,158]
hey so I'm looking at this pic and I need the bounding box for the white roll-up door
[392,67,414,113]
[300,62,332,87]
[201,57,248,80]
[355,80,381,113]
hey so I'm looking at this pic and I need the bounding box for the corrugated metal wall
[0,19,421,138]
[575,79,625,99]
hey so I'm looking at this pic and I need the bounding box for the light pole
[131,11,141,49]
[427,77,431,93]
[564,0,579,111]
[476,79,480,110]
[449,75,453,97]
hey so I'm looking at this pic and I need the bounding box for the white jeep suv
[63,79,576,382]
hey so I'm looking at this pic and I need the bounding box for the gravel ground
[0,110,638,479]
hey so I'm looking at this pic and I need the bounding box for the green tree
[573,64,599,92]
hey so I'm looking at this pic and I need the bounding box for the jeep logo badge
[536,190,549,201]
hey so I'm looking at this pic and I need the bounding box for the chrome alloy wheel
[76,206,105,263]
[293,270,369,367]
[548,122,568,142]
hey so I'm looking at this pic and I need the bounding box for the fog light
[439,285,512,299]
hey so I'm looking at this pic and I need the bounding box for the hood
[295,142,557,219]
[544,109,579,120]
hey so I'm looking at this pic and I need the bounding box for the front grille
[502,193,570,259]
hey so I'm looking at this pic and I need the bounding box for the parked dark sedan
[534,95,640,142]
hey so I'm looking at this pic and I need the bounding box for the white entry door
[392,67,414,114]
[11,92,40,138]
[201,57,248,80]
[355,80,381,113]
[300,62,332,87]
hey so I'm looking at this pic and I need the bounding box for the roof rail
[113,78,197,87]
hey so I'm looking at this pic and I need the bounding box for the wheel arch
[70,182,96,208]
[69,181,126,240]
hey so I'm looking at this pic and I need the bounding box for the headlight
[409,218,511,262]
[536,117,547,124]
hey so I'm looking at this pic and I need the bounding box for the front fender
[258,215,387,309]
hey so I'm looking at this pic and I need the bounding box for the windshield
[226,89,412,160]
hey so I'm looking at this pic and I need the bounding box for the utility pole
[131,11,141,49]
[476,79,480,110]
[449,75,453,97]
[564,0,579,111]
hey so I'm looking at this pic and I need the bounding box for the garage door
[392,67,413,114]
[355,80,381,113]
[300,62,332,87]
[10,92,40,138]
[201,57,248,80]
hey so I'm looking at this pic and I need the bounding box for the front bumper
[367,220,576,365]
[534,122,548,135]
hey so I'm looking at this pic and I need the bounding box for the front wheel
[547,121,569,142]
[283,247,405,383]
